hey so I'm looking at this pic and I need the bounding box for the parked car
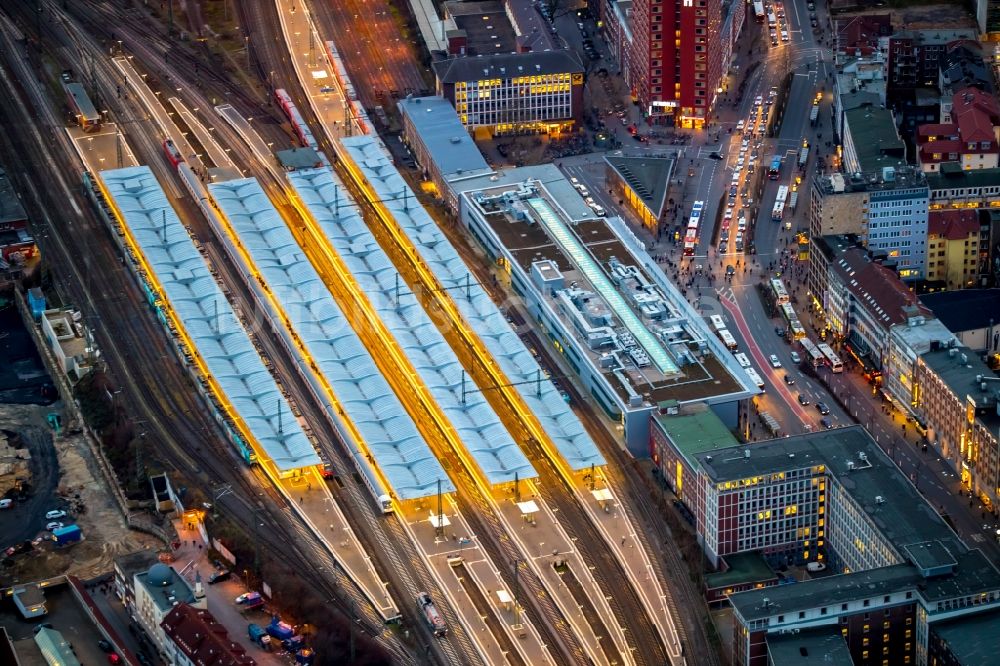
[98,639,113,653]
[207,569,231,585]
[816,402,831,415]
[45,510,66,520]
[46,522,64,532]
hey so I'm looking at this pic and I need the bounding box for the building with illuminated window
[925,209,982,289]
[666,425,1000,666]
[808,168,930,297]
[913,344,1000,507]
[432,51,584,136]
[625,0,724,128]
[453,165,756,454]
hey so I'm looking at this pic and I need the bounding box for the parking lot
[1,583,114,666]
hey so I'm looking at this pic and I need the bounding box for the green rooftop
[654,404,739,469]
[844,105,905,173]
[927,163,1000,193]
[705,551,777,589]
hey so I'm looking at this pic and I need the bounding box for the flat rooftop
[711,427,1000,622]
[466,178,752,406]
[697,427,958,556]
[444,1,518,55]
[931,608,1000,665]
[653,405,740,466]
[0,169,27,226]
[704,551,776,589]
[921,347,1000,424]
[398,97,492,182]
[605,155,675,220]
[920,289,1000,334]
[766,628,854,666]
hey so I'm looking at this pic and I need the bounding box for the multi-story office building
[626,0,723,128]
[914,343,1000,506]
[606,1,635,78]
[808,168,929,292]
[925,209,982,289]
[454,165,755,454]
[660,425,1000,666]
[863,172,930,279]
[432,50,585,136]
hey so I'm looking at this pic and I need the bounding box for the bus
[817,342,844,373]
[772,185,789,222]
[734,352,752,369]
[800,337,825,368]
[768,155,783,180]
[683,200,704,256]
[753,0,765,21]
[746,366,766,390]
[770,278,790,305]
[788,319,806,340]
[719,329,738,351]
[799,143,810,169]
[709,314,727,333]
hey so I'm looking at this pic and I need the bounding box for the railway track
[0,3,444,663]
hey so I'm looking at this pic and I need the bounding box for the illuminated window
[905,629,912,639]
[883,621,891,629]
[863,650,869,659]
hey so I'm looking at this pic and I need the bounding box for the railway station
[207,176,456,504]
[286,166,538,490]
[340,137,608,476]
[93,166,319,475]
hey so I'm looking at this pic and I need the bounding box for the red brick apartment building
[627,0,723,128]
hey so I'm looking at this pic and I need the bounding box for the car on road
[45,510,66,520]
[98,639,114,653]
[46,522,64,532]
[797,394,810,406]
[769,355,782,368]
[709,151,723,160]
[207,569,231,585]
[816,402,831,415]
[0,499,12,509]
[790,351,801,364]
[820,417,833,429]
[736,120,745,132]
[755,96,763,106]
[783,374,795,385]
